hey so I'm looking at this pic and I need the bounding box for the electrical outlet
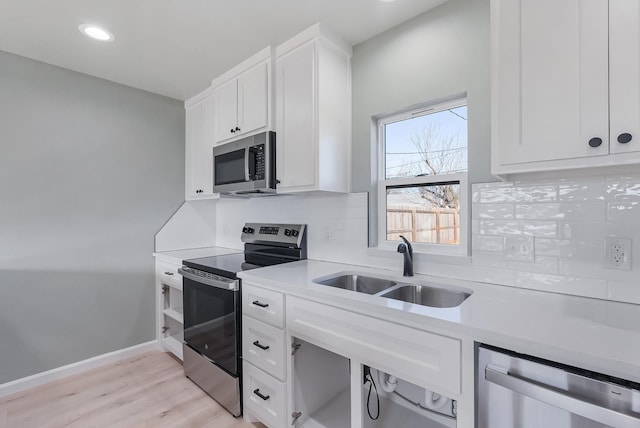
[605,237,632,270]
[504,236,535,262]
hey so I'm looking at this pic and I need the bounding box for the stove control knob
[247,227,255,234]
[284,229,292,237]
[242,227,249,234]
[291,229,299,237]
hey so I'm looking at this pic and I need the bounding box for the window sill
[366,245,472,266]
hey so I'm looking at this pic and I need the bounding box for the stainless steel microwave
[212,131,276,196]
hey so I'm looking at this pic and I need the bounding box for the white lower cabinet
[155,259,184,360]
[243,316,286,381]
[242,284,462,428]
[243,363,287,428]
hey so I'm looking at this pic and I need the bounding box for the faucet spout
[397,235,414,277]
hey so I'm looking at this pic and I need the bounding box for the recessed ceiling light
[79,24,115,42]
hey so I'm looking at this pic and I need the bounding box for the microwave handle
[244,148,250,182]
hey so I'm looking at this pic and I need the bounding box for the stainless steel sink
[380,284,470,308]
[313,274,397,295]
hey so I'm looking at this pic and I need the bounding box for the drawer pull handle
[252,300,269,308]
[253,340,270,351]
[253,389,270,401]
[164,272,174,276]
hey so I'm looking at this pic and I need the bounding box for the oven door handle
[178,268,239,291]
[485,365,640,428]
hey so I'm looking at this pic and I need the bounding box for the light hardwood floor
[0,351,263,428]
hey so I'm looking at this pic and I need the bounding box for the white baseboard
[0,340,160,399]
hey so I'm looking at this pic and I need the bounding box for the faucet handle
[399,235,413,257]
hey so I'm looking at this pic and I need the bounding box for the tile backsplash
[471,174,640,304]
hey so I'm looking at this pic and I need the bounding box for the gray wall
[0,51,185,384]
[351,0,493,241]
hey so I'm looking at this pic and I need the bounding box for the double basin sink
[313,273,471,308]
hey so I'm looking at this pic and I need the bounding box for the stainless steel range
[179,223,307,416]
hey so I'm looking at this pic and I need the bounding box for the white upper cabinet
[213,78,239,143]
[239,62,269,136]
[185,88,216,200]
[275,24,352,193]
[610,0,640,155]
[492,0,640,175]
[212,48,272,144]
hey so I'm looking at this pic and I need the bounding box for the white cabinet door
[276,42,316,190]
[610,0,640,155]
[213,78,238,144]
[238,62,268,136]
[493,0,609,166]
[185,96,215,200]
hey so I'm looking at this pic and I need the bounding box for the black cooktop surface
[183,253,261,279]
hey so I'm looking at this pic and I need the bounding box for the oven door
[181,269,241,376]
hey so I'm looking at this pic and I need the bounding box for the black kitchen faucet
[397,235,414,277]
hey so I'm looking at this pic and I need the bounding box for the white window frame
[376,98,469,256]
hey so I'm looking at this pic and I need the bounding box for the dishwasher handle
[485,365,640,428]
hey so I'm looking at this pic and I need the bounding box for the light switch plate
[605,237,632,270]
[504,236,535,262]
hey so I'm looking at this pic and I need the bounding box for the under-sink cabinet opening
[291,338,351,428]
[362,366,456,428]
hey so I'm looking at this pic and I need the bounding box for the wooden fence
[386,206,460,244]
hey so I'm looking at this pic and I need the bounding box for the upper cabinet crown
[275,24,352,193]
[212,47,273,144]
[491,0,640,176]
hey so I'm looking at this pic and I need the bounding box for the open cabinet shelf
[301,387,351,428]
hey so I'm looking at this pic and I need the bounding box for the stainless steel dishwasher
[476,345,640,428]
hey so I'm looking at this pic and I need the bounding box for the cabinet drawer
[286,296,461,396]
[156,261,182,290]
[243,363,287,428]
[242,284,285,328]
[243,316,286,381]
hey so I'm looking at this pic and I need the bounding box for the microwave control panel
[250,145,265,181]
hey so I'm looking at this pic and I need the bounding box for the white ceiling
[0,0,447,100]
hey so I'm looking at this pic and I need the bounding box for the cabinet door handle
[253,389,270,401]
[235,126,241,132]
[253,340,270,351]
[230,128,235,133]
[164,272,174,276]
[618,133,632,144]
[252,300,269,308]
[588,137,603,148]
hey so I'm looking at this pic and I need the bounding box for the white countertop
[153,246,241,264]
[238,259,640,383]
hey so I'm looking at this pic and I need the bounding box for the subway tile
[534,239,603,261]
[514,185,558,202]
[558,182,607,201]
[472,188,481,203]
[514,272,607,299]
[472,203,514,220]
[477,183,516,203]
[472,235,504,253]
[606,181,640,202]
[558,221,612,240]
[478,220,557,238]
[607,202,640,221]
[558,258,639,283]
[515,202,605,221]
[607,280,640,304]
[473,252,558,274]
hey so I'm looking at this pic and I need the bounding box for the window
[377,97,468,254]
